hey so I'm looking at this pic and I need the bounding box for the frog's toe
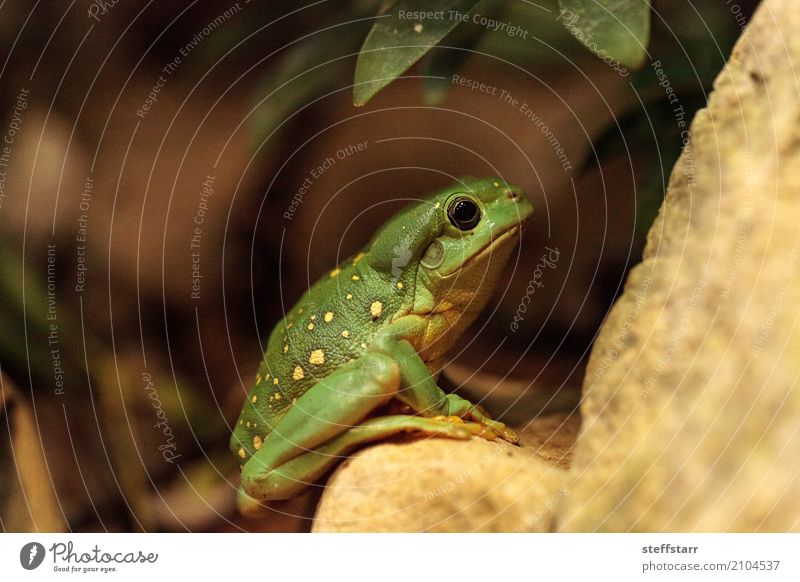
[468,417,519,444]
[434,418,518,443]
[487,420,520,445]
[463,407,519,444]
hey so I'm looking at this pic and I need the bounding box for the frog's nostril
[506,190,518,200]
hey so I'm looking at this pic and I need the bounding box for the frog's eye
[447,196,480,231]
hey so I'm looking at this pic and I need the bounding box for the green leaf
[354,0,484,106]
[557,0,651,68]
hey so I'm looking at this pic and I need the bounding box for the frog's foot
[442,394,520,445]
[367,318,518,445]
[478,418,519,444]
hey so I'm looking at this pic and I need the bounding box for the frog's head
[367,177,533,322]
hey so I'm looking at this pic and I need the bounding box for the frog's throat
[438,225,520,278]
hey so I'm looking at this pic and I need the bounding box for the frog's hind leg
[239,351,398,485]
[239,414,480,505]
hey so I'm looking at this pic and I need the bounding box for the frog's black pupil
[448,198,480,230]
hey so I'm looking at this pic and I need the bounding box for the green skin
[230,177,534,511]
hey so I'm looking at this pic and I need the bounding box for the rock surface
[560,0,800,532]
[312,413,577,532]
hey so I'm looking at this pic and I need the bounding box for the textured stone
[560,0,800,532]
[312,414,576,532]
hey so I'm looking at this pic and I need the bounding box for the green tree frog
[230,177,533,510]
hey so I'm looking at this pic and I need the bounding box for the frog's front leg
[237,352,481,507]
[369,315,520,444]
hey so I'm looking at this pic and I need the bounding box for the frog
[230,176,534,511]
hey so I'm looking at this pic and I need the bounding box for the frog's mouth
[442,225,520,277]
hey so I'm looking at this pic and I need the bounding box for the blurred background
[0,0,758,532]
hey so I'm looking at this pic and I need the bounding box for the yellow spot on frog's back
[370,301,383,318]
[251,395,257,403]
[493,181,500,187]
[329,267,341,278]
[310,315,317,320]
[287,322,293,329]
[351,275,360,281]
[274,393,282,401]
[341,330,349,338]
[273,377,279,385]
[255,374,262,385]
[239,419,243,426]
[353,252,366,264]
[238,448,246,459]
[307,323,315,330]
[324,311,334,322]
[298,308,304,314]
[346,293,353,300]
[253,436,262,450]
[292,366,305,381]
[309,349,325,365]
[434,202,441,209]
[283,345,289,353]
[396,282,403,290]
[414,22,423,33]
[246,421,251,428]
